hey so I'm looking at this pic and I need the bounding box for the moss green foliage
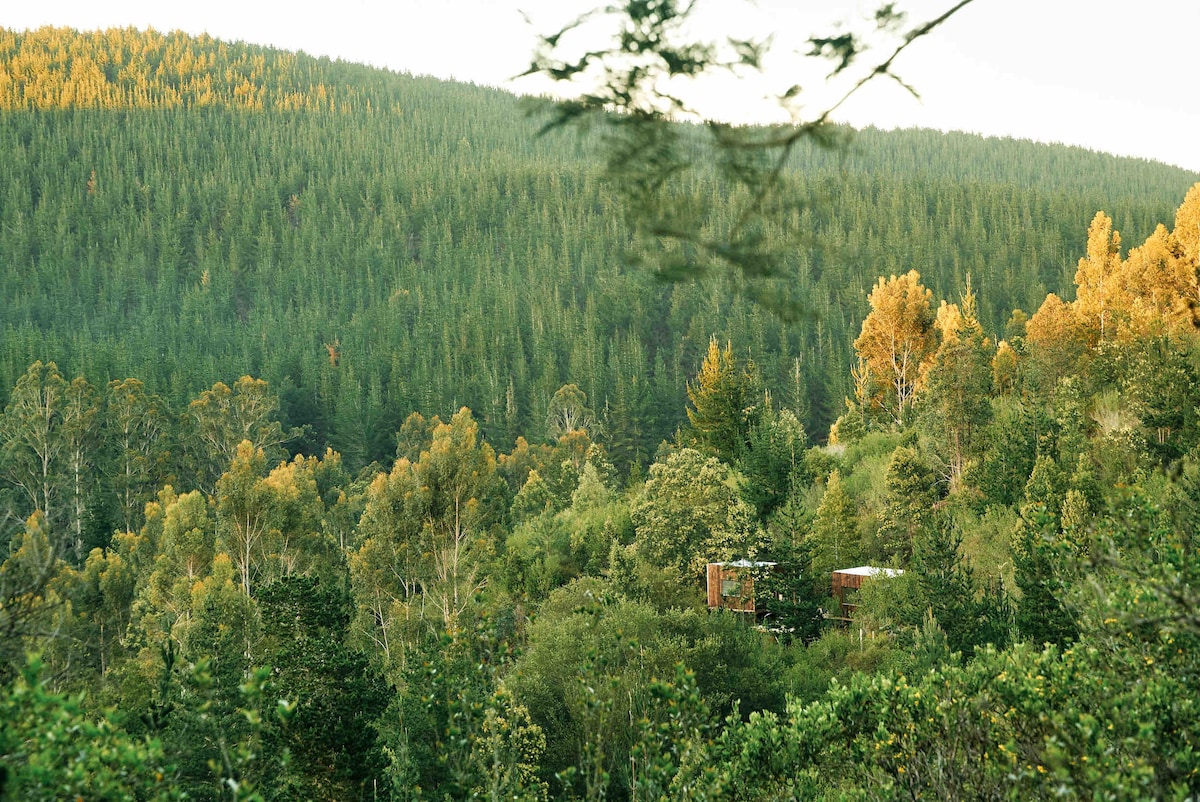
[0,28,1195,474]
[4,26,1200,801]
[630,447,762,582]
[0,656,179,801]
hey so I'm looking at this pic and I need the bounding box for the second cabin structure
[831,566,904,620]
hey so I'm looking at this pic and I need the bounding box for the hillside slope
[1,26,1196,466]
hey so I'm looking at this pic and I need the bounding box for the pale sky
[4,0,1199,173]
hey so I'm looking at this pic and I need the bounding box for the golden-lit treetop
[1072,211,1123,342]
[1027,292,1083,347]
[935,299,963,344]
[0,26,378,112]
[1064,185,1200,342]
[1120,223,1197,337]
[1020,185,1200,391]
[853,270,938,425]
[1174,182,1200,269]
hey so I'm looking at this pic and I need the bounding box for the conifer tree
[740,401,808,517]
[877,446,941,561]
[1022,453,1067,527]
[255,576,390,800]
[912,517,1010,658]
[924,282,993,491]
[686,337,755,465]
[760,483,822,641]
[1011,509,1077,648]
[975,398,1041,506]
[808,470,860,589]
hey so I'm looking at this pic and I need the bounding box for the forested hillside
[1,27,1195,470]
[3,27,1200,801]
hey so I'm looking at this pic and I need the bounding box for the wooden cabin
[831,566,904,620]
[706,560,776,614]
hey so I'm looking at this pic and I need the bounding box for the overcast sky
[4,0,1199,173]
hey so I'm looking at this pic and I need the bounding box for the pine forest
[2,25,1200,801]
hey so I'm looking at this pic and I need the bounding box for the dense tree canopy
[3,27,1200,802]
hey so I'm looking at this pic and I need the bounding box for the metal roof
[833,566,904,577]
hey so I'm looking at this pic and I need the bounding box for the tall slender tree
[686,337,756,465]
[1,362,70,550]
[924,282,993,491]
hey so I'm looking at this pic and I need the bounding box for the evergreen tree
[740,401,808,518]
[1023,453,1067,527]
[877,446,941,562]
[686,337,755,465]
[911,517,1010,658]
[975,397,1041,506]
[256,576,390,801]
[923,282,993,491]
[755,531,823,642]
[1012,509,1078,648]
[808,470,861,591]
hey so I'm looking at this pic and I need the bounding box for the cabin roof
[833,566,903,578]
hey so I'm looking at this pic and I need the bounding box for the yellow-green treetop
[1021,184,1200,391]
[925,279,991,490]
[1174,183,1200,268]
[1063,183,1200,342]
[1120,223,1196,337]
[853,270,938,425]
[1025,291,1090,389]
[0,26,376,112]
[935,299,964,344]
[992,339,1018,395]
[1072,211,1123,342]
